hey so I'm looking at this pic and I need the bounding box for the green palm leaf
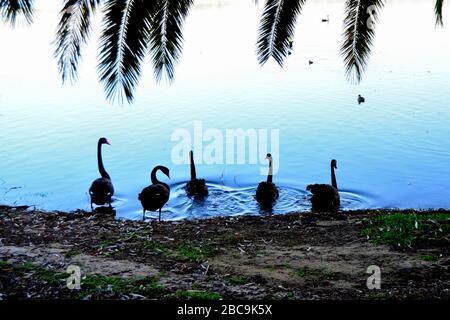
[98,0,157,103]
[149,0,194,83]
[0,0,34,26]
[341,0,384,83]
[435,0,444,27]
[54,0,101,84]
[256,0,306,67]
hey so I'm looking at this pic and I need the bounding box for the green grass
[78,275,166,298]
[143,240,168,252]
[175,244,217,262]
[174,290,222,300]
[293,267,339,280]
[227,275,251,285]
[65,249,80,258]
[0,261,69,285]
[363,213,450,248]
[420,254,440,262]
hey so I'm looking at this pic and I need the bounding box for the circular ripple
[137,182,374,221]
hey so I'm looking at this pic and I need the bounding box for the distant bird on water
[185,150,208,199]
[89,138,114,209]
[306,159,340,212]
[309,60,314,65]
[322,15,329,22]
[139,166,171,221]
[358,94,366,104]
[256,153,279,205]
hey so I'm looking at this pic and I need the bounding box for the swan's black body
[139,166,170,221]
[89,138,114,209]
[185,151,208,199]
[256,153,279,205]
[307,159,340,211]
[358,95,365,104]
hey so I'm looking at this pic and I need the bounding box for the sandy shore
[0,205,449,300]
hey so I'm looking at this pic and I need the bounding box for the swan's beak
[105,140,111,145]
[168,173,171,179]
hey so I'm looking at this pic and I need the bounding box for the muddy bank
[0,206,449,300]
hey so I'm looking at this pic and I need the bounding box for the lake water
[1,0,450,220]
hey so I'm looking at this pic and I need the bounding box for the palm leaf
[435,0,444,27]
[0,0,34,26]
[256,0,306,67]
[149,0,194,83]
[98,0,157,103]
[341,0,384,83]
[54,0,101,84]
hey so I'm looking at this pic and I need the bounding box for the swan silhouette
[256,153,279,205]
[306,159,340,211]
[139,166,170,221]
[185,150,208,199]
[89,138,114,209]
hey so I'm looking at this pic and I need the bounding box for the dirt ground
[0,206,449,300]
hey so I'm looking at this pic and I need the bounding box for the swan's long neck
[190,151,197,180]
[331,164,337,189]
[267,159,273,183]
[97,142,110,180]
[151,166,169,189]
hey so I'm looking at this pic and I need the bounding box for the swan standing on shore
[306,159,340,211]
[185,150,208,199]
[139,166,170,221]
[89,138,114,209]
[256,153,279,205]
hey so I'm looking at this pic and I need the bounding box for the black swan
[256,153,279,205]
[358,94,366,104]
[89,137,114,209]
[139,166,170,221]
[185,150,208,199]
[306,159,340,211]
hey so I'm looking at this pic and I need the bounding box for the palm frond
[149,0,193,83]
[0,0,34,26]
[435,0,444,27]
[54,0,101,84]
[98,0,157,103]
[341,0,384,83]
[256,0,305,67]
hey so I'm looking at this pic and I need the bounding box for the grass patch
[143,240,168,253]
[174,290,221,300]
[78,275,166,299]
[227,275,251,285]
[363,213,450,248]
[65,249,80,258]
[420,254,440,262]
[0,261,69,285]
[176,244,217,262]
[293,267,339,280]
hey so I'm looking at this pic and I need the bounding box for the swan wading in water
[256,153,279,205]
[185,150,208,199]
[89,137,114,209]
[307,159,340,211]
[139,166,170,221]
